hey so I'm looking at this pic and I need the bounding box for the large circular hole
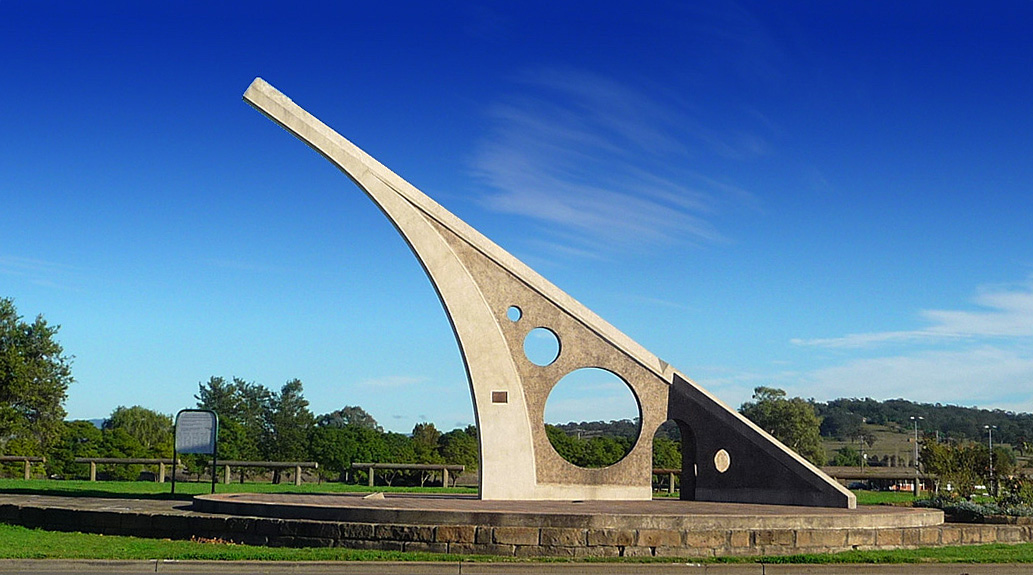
[523,327,560,366]
[543,367,641,468]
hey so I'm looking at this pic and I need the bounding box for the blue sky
[3,2,1032,433]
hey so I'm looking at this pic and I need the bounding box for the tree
[652,436,682,469]
[921,439,981,498]
[195,376,270,462]
[46,420,103,478]
[195,376,241,416]
[103,406,172,455]
[438,425,478,472]
[850,427,877,450]
[317,406,382,431]
[377,432,417,486]
[819,409,865,440]
[412,422,443,464]
[0,298,73,456]
[740,386,826,466]
[382,432,416,463]
[99,427,149,480]
[262,379,314,482]
[993,445,1018,479]
[582,435,631,467]
[832,446,862,467]
[309,423,387,482]
[545,425,584,466]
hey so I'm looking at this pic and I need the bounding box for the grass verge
[0,523,470,561]
[0,479,476,501]
[852,490,918,506]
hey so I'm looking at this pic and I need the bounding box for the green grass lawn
[0,478,477,500]
[0,523,463,561]
[852,489,917,506]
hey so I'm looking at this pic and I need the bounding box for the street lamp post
[985,425,998,496]
[910,416,924,497]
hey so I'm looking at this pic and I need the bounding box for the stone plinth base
[4,492,1029,558]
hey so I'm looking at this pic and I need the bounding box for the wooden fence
[74,458,175,482]
[351,463,465,487]
[217,461,318,486]
[0,456,46,480]
[71,458,318,485]
[652,467,680,494]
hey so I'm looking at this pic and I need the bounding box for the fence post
[224,465,231,485]
[368,467,374,487]
[23,460,31,480]
[89,461,97,481]
[669,471,675,494]
[158,462,166,483]
[295,465,302,486]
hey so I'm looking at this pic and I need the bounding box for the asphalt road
[0,562,1029,575]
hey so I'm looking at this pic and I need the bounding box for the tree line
[817,397,1033,448]
[38,377,481,484]
[4,297,1030,483]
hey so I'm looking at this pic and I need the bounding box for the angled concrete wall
[668,375,854,508]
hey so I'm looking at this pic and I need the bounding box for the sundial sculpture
[245,78,854,508]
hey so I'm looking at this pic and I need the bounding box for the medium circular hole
[543,367,641,468]
[523,327,560,366]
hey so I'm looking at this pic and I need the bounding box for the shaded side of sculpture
[243,77,855,508]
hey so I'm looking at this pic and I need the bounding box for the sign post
[172,409,218,495]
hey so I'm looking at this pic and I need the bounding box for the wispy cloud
[793,277,1033,348]
[796,347,1033,408]
[471,68,761,253]
[781,276,1033,410]
[0,255,80,290]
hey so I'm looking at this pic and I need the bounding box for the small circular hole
[507,306,522,322]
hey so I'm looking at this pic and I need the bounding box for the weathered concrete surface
[243,78,854,507]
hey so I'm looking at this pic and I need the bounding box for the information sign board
[175,410,217,454]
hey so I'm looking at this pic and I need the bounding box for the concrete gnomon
[242,77,851,508]
[222,79,975,557]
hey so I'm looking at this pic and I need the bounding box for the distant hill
[550,419,684,441]
[816,397,1033,445]
[549,397,1033,449]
